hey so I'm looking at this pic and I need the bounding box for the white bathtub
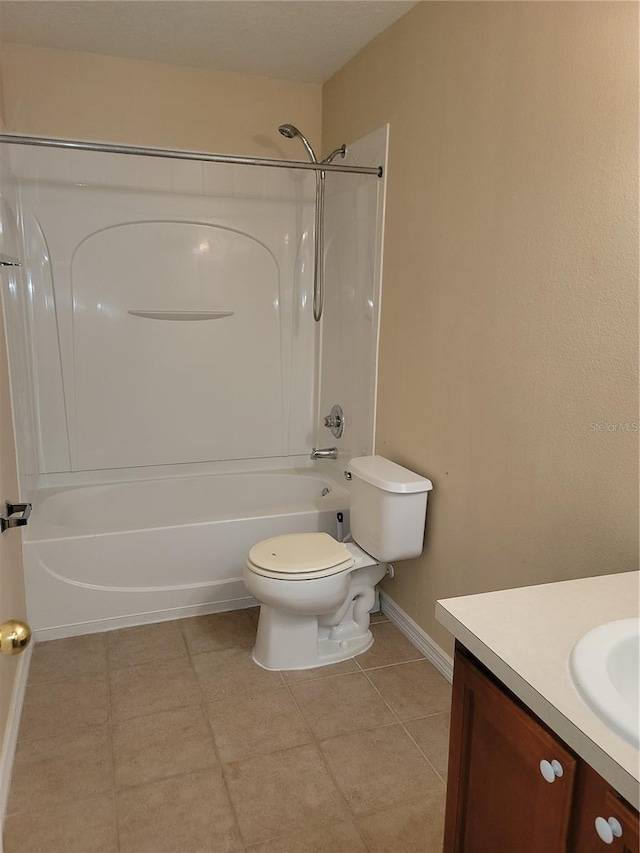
[23,469,350,639]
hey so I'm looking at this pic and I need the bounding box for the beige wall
[324,2,639,652]
[0,42,322,156]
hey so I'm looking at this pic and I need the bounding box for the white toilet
[244,455,433,670]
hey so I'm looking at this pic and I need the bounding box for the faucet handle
[323,404,344,439]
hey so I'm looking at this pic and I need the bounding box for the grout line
[7,650,113,821]
[8,611,448,850]
[281,677,374,853]
[104,666,121,853]
[355,655,427,672]
[25,632,110,688]
[16,672,111,745]
[357,663,449,789]
[3,792,123,836]
[108,697,204,728]
[401,719,449,788]
[281,668,360,687]
[4,723,117,820]
[106,618,251,851]
[202,716,248,852]
[351,631,450,784]
[348,788,446,821]
[96,761,226,798]
[240,815,358,852]
[181,621,249,852]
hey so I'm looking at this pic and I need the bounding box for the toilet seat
[247,532,354,581]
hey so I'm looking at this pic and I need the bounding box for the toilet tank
[348,455,433,562]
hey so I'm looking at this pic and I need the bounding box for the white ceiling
[0,1,418,84]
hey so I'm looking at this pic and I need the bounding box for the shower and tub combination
[0,123,389,639]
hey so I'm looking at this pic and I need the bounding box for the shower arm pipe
[0,133,383,177]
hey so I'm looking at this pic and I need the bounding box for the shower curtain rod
[0,133,383,177]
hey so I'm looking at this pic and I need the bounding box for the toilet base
[247,549,387,671]
[251,602,377,671]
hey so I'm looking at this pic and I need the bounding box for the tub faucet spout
[310,447,338,460]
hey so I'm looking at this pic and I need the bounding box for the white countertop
[436,571,640,810]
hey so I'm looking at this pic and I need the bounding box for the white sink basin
[570,617,639,749]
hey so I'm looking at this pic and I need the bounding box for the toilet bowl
[244,455,433,672]
[244,533,387,670]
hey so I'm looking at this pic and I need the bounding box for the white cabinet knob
[594,816,623,844]
[539,759,564,783]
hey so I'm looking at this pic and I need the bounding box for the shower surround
[1,126,388,637]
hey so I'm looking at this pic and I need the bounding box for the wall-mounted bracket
[0,501,32,533]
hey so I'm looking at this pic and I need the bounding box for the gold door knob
[0,620,31,655]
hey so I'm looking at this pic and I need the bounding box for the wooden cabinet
[444,644,639,853]
[571,761,639,853]
[444,644,577,852]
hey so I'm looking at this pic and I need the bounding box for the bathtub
[23,468,350,639]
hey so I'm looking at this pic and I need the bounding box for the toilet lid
[248,532,352,575]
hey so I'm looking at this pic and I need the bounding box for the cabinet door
[444,646,577,853]
[571,762,639,853]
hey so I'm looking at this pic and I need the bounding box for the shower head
[278,124,317,163]
[278,124,297,139]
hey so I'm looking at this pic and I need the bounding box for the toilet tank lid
[348,455,433,494]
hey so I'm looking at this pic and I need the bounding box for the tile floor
[4,609,452,853]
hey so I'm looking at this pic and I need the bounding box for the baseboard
[0,641,32,836]
[379,590,453,683]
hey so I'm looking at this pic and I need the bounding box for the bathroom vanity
[436,572,639,853]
